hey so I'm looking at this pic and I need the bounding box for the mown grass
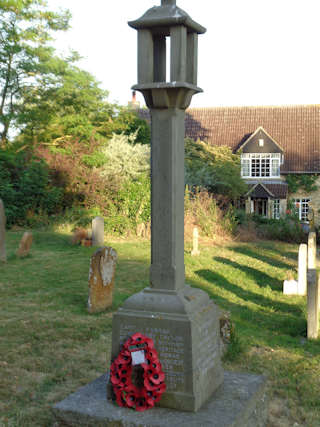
[0,231,319,426]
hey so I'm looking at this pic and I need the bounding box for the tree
[185,138,248,201]
[0,0,70,145]
[18,57,117,145]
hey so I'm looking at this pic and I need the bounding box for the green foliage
[104,174,151,235]
[38,135,151,234]
[252,215,305,243]
[0,0,71,144]
[0,147,63,226]
[185,139,248,200]
[185,190,238,237]
[286,174,318,194]
[113,107,151,145]
[100,133,150,182]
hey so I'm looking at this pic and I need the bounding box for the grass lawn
[0,230,319,426]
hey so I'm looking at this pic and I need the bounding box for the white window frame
[272,199,280,219]
[241,153,281,178]
[293,198,310,222]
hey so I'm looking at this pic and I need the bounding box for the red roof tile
[139,104,320,173]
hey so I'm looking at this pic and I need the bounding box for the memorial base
[108,285,223,411]
[52,371,268,427]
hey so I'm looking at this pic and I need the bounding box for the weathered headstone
[16,232,33,257]
[308,231,316,269]
[0,199,6,262]
[191,227,200,256]
[297,243,307,295]
[307,269,319,339]
[88,246,117,313]
[92,216,104,247]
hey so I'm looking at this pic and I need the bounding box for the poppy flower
[143,377,159,391]
[115,390,126,407]
[110,371,122,385]
[149,370,165,385]
[115,350,131,365]
[153,383,166,402]
[145,349,158,361]
[135,397,148,412]
[142,389,156,408]
[125,392,137,408]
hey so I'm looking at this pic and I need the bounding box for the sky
[47,0,320,109]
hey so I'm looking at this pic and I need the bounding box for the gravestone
[88,246,117,313]
[191,227,200,256]
[297,243,307,295]
[92,216,104,247]
[0,199,6,262]
[16,232,33,257]
[307,269,319,339]
[308,231,316,269]
[283,279,299,295]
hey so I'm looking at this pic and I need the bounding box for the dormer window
[241,153,281,178]
[258,139,264,147]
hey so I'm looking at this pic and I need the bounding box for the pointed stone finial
[161,0,176,5]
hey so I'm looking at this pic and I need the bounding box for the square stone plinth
[52,371,268,427]
[109,286,224,412]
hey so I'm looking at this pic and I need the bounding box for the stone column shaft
[150,108,185,291]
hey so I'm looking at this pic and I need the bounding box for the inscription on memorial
[120,323,186,391]
[194,310,219,375]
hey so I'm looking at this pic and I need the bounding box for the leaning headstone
[283,279,299,295]
[308,231,316,269]
[92,216,104,247]
[307,269,319,339]
[88,246,117,313]
[297,243,307,295]
[0,199,6,262]
[16,232,33,257]
[191,227,200,256]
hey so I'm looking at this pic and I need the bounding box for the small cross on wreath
[110,333,166,411]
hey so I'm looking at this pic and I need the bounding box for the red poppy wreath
[110,333,166,411]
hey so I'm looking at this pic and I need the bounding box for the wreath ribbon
[110,333,166,411]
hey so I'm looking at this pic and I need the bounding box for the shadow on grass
[229,245,293,269]
[214,256,282,291]
[189,273,306,340]
[195,269,303,316]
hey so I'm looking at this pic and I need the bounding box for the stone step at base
[52,371,268,427]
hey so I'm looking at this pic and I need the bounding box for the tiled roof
[139,105,320,173]
[247,183,288,199]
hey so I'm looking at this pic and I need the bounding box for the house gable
[238,127,284,154]
[246,183,274,198]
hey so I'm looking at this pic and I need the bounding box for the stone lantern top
[128,1,206,35]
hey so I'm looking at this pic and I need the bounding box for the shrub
[100,133,150,182]
[185,190,237,238]
[185,139,248,201]
[0,148,63,227]
[252,216,305,243]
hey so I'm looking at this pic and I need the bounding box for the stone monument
[109,0,223,412]
[88,247,117,313]
[52,2,268,424]
[92,216,104,247]
[0,198,6,262]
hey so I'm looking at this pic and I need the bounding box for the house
[139,104,320,225]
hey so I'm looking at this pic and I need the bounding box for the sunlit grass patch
[0,231,319,426]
